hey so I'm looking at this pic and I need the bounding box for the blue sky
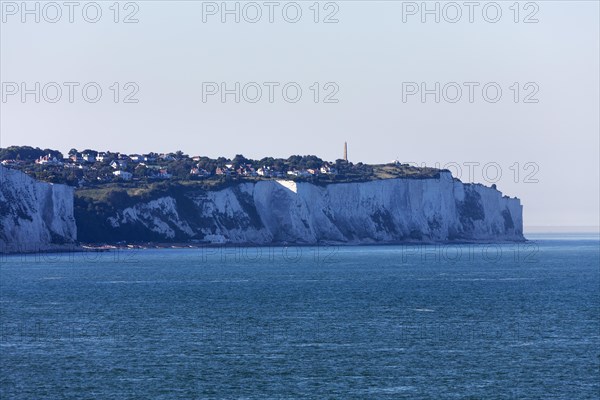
[1,1,598,229]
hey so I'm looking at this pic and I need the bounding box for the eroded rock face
[105,172,524,244]
[0,165,76,253]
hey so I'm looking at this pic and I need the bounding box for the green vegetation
[372,164,440,180]
[0,146,62,161]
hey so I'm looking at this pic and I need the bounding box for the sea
[1,234,598,399]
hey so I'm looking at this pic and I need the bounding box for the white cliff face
[0,165,77,252]
[107,172,523,244]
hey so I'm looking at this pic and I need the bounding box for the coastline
[1,238,530,256]
[13,232,600,256]
[9,234,600,256]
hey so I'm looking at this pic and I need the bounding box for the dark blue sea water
[1,235,599,399]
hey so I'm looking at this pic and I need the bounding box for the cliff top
[75,164,445,206]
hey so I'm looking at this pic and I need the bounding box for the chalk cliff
[102,172,523,244]
[0,165,77,253]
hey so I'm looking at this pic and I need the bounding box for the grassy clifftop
[75,163,442,204]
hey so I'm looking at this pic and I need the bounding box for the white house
[110,160,128,170]
[81,153,96,163]
[113,170,133,180]
[130,154,147,163]
[320,164,337,174]
[257,167,273,177]
[287,170,311,177]
[35,154,63,166]
[97,152,111,162]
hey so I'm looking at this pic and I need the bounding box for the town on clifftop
[0,145,441,187]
